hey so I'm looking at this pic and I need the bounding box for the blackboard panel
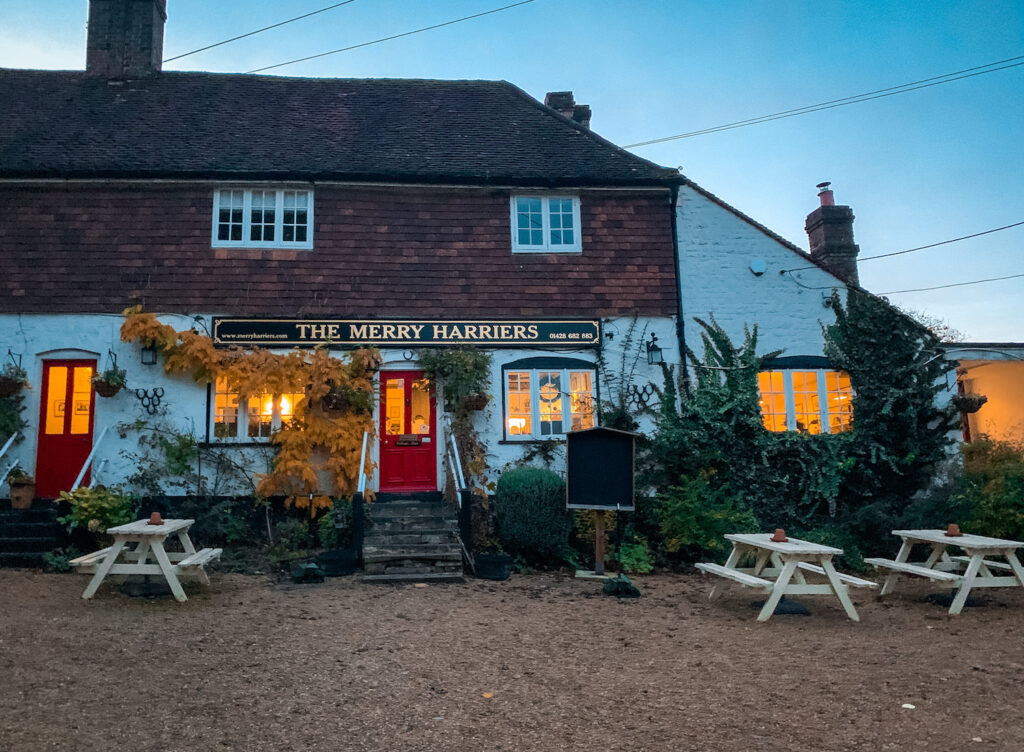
[566,427,637,510]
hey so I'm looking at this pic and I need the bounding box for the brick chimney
[805,182,860,286]
[86,0,167,78]
[544,91,592,128]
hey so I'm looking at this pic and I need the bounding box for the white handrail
[447,429,467,491]
[88,458,109,489]
[356,431,369,495]
[2,458,21,482]
[0,430,20,466]
[72,424,110,491]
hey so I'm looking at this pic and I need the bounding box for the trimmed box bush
[495,467,571,565]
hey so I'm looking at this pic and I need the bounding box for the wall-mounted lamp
[645,333,664,365]
[141,344,158,366]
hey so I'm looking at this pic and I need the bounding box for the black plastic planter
[474,553,512,581]
[317,548,359,577]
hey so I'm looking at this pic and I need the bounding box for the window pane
[411,378,431,434]
[281,191,309,245]
[506,371,532,436]
[279,392,305,425]
[217,190,244,243]
[548,198,575,245]
[45,366,68,435]
[70,367,92,435]
[248,393,274,438]
[757,371,788,432]
[214,377,239,438]
[250,190,275,242]
[792,371,821,434]
[826,371,853,433]
[538,371,563,436]
[385,378,405,435]
[516,198,544,246]
[569,371,594,431]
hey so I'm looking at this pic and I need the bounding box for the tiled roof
[0,70,680,186]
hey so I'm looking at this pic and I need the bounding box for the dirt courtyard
[1,569,1022,752]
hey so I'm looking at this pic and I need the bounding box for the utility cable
[624,54,1024,148]
[783,220,1024,273]
[163,1,358,63]
[878,272,1024,295]
[246,0,536,74]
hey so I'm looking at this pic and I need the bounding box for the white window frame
[208,383,304,443]
[510,195,582,253]
[212,187,314,250]
[757,369,853,435]
[503,366,596,440]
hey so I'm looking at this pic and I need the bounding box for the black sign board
[211,318,600,348]
[566,427,637,511]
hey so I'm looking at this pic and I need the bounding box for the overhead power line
[624,54,1024,148]
[879,272,1024,295]
[246,0,535,74]
[783,220,1024,273]
[163,1,359,64]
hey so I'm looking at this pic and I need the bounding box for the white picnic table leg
[81,540,126,599]
[880,538,914,596]
[820,557,860,622]
[923,543,947,568]
[127,540,151,564]
[178,530,197,556]
[709,543,744,600]
[771,552,808,584]
[1005,551,1024,589]
[757,559,798,622]
[150,540,188,602]
[949,554,984,616]
[752,549,773,576]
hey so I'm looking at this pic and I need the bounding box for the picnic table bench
[697,533,877,622]
[867,529,1024,615]
[71,518,221,602]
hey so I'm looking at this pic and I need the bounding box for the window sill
[199,440,274,449]
[211,244,314,252]
[498,438,567,445]
[511,247,583,255]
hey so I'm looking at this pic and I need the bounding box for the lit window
[511,196,582,252]
[211,377,305,440]
[212,188,313,249]
[504,365,595,439]
[757,370,852,434]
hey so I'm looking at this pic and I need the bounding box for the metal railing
[445,428,468,504]
[72,424,110,491]
[356,431,370,495]
[0,430,21,482]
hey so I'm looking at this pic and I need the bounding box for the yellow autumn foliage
[120,307,378,510]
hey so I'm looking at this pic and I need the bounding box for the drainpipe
[669,183,691,397]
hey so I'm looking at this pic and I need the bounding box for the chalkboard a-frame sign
[566,427,638,511]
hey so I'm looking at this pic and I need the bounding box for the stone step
[364,560,463,576]
[367,518,457,533]
[364,546,461,563]
[372,492,444,505]
[361,571,465,585]
[368,503,457,520]
[0,507,59,524]
[0,520,62,537]
[0,536,59,553]
[0,551,48,568]
[364,531,457,546]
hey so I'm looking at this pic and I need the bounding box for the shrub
[614,531,654,574]
[58,486,138,533]
[959,439,1024,540]
[658,473,759,562]
[495,467,571,565]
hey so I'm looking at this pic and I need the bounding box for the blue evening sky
[2,0,1022,341]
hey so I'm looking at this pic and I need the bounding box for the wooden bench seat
[178,548,222,569]
[949,555,1012,571]
[695,562,772,589]
[69,547,113,568]
[864,557,962,582]
[797,562,878,588]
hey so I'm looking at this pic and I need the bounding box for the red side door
[379,370,437,493]
[36,360,97,497]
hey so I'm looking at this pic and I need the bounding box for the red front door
[379,370,437,493]
[36,360,97,497]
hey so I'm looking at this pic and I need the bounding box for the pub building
[1,0,875,509]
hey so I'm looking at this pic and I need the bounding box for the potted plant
[93,363,127,398]
[952,393,988,414]
[0,362,29,398]
[417,347,492,413]
[7,468,35,510]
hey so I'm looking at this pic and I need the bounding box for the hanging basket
[460,392,490,412]
[93,380,123,398]
[0,377,24,398]
[952,393,988,414]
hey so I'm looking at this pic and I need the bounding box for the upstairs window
[212,188,313,249]
[511,196,582,253]
[757,369,853,434]
[210,378,305,441]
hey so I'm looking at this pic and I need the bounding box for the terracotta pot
[9,481,35,510]
[770,528,788,543]
[945,523,962,537]
[148,511,164,526]
[93,380,122,398]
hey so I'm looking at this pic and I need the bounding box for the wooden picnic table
[696,533,876,622]
[71,518,221,602]
[866,529,1024,615]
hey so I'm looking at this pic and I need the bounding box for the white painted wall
[676,184,848,359]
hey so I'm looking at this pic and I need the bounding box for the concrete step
[0,536,59,553]
[364,531,457,546]
[361,571,465,585]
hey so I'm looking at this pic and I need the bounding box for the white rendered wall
[676,184,848,359]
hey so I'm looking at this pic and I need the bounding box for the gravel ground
[1,568,1023,751]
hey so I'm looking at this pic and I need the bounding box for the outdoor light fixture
[141,344,158,366]
[645,333,664,365]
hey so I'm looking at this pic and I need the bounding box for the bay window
[757,369,853,434]
[503,358,596,439]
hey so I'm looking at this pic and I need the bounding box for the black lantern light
[141,344,158,366]
[645,333,664,366]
